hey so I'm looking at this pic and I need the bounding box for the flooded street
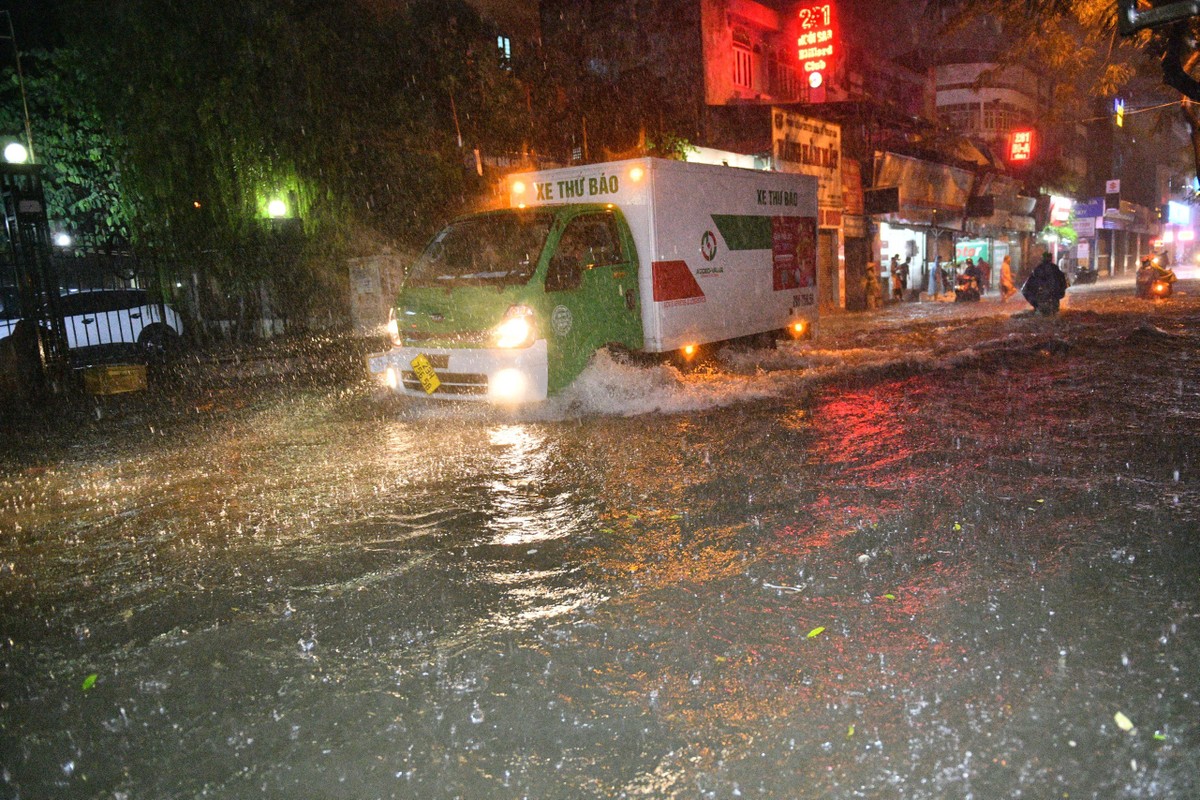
[3,283,1199,799]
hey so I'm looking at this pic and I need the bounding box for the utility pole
[0,11,35,162]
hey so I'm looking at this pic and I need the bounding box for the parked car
[59,288,183,360]
[0,287,183,362]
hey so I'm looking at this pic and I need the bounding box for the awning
[873,151,973,230]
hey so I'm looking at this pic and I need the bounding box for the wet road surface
[2,280,1199,798]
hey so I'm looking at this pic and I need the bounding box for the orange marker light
[682,344,698,358]
[512,180,526,196]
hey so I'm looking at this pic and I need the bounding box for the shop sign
[773,109,843,224]
[1008,129,1034,163]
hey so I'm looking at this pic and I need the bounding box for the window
[732,28,753,89]
[546,213,624,292]
[767,49,796,98]
[406,211,554,288]
[734,45,752,88]
[497,35,511,69]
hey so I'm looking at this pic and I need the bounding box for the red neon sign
[796,3,836,79]
[1009,129,1035,163]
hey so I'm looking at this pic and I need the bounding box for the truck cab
[373,204,642,402]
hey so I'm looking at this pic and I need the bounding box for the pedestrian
[1021,251,1068,315]
[976,256,991,294]
[865,262,882,309]
[999,254,1017,300]
[890,255,904,302]
[941,261,956,295]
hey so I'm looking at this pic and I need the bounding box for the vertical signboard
[772,109,843,228]
[796,2,836,102]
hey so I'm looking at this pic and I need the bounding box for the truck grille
[401,370,488,396]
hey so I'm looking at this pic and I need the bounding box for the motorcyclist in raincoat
[1135,256,1176,298]
[1022,251,1068,315]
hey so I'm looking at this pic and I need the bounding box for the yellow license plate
[410,354,442,394]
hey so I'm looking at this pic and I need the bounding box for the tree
[52,0,528,335]
[931,0,1193,189]
[0,49,134,245]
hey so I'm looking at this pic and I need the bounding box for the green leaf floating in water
[82,673,98,692]
[807,626,826,639]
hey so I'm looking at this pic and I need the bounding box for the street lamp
[267,198,288,218]
[4,141,28,164]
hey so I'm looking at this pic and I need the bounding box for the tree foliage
[0,49,134,244]
[41,0,527,330]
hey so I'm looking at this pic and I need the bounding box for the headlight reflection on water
[484,424,573,547]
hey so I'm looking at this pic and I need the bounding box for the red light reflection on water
[808,379,920,482]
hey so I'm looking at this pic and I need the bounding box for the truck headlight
[494,305,536,348]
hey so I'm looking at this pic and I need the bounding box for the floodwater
[2,282,1199,798]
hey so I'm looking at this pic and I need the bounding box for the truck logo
[551,305,573,336]
[700,230,718,261]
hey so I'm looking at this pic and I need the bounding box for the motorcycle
[1135,261,1176,299]
[954,274,981,302]
[1073,266,1098,285]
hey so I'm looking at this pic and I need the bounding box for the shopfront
[958,180,1036,291]
[872,151,972,299]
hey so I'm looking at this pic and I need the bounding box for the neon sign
[1009,129,1034,163]
[796,3,836,81]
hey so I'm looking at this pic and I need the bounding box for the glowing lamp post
[4,141,28,164]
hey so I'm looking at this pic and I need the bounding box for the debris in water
[1114,711,1134,732]
[807,626,826,639]
[82,673,98,692]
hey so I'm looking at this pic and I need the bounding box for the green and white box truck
[367,157,819,403]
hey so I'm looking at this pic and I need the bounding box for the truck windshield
[406,211,553,288]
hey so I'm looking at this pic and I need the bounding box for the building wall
[935,62,1040,153]
[702,0,808,105]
